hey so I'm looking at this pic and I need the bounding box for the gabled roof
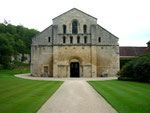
[147,40,150,44]
[97,24,119,39]
[53,8,97,20]
[119,46,147,57]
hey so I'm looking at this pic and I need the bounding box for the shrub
[118,76,138,81]
[0,64,3,70]
[120,58,134,69]
[0,60,29,70]
[118,53,150,82]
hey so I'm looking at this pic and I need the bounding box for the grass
[0,70,63,113]
[88,80,150,113]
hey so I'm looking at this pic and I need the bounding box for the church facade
[31,8,119,77]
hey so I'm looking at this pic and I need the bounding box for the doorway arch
[70,62,80,77]
[68,57,82,77]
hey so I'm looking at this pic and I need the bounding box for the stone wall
[53,9,97,34]
[53,46,93,77]
[31,45,53,77]
[97,46,120,77]
[32,26,53,45]
[31,45,119,77]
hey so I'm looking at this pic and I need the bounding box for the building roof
[97,25,119,39]
[53,8,97,20]
[119,46,148,57]
[147,40,150,44]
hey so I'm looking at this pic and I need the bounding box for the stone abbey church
[31,8,119,77]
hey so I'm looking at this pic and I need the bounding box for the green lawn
[0,70,63,113]
[88,80,150,113]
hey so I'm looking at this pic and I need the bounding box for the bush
[118,76,138,81]
[120,58,134,69]
[118,53,150,82]
[0,61,29,70]
[0,64,3,70]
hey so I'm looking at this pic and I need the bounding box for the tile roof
[119,47,148,57]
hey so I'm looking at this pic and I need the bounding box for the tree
[0,22,39,69]
[6,24,17,34]
[0,34,13,68]
[0,24,6,33]
[15,39,26,62]
[118,53,150,82]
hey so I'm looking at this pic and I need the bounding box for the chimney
[147,40,150,48]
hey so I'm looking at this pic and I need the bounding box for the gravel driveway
[37,80,117,113]
[15,74,117,113]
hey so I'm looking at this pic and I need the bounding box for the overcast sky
[0,0,150,46]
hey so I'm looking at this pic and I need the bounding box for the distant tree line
[0,20,39,69]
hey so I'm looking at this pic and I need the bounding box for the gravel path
[15,74,117,113]
[15,73,117,81]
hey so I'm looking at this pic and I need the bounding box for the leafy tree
[0,22,39,69]
[6,24,17,34]
[15,39,26,62]
[0,24,6,33]
[0,34,13,68]
[118,53,150,82]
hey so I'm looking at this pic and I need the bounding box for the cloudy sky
[0,0,150,46]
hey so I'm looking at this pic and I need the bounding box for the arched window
[72,21,78,34]
[84,36,87,43]
[63,36,66,43]
[70,36,73,43]
[98,37,101,42]
[77,36,80,43]
[83,25,87,33]
[48,37,51,42]
[63,25,66,34]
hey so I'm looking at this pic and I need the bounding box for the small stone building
[31,8,120,77]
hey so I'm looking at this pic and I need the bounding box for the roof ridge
[32,25,52,39]
[53,8,97,20]
[147,40,150,44]
[97,24,119,39]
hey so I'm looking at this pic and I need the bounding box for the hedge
[118,53,150,82]
[120,58,134,69]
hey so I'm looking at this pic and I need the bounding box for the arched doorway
[70,62,80,77]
